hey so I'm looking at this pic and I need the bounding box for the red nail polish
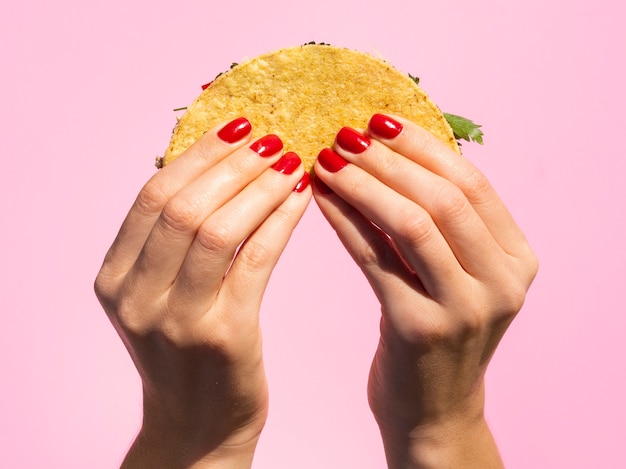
[368,114,403,139]
[313,176,333,194]
[294,172,310,192]
[217,117,252,143]
[336,127,370,154]
[250,134,283,157]
[317,148,348,173]
[272,152,301,175]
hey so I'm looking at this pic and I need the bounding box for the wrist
[120,394,267,469]
[121,425,261,469]
[378,414,504,469]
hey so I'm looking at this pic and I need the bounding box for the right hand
[94,117,311,468]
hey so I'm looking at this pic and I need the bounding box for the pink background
[1,0,624,467]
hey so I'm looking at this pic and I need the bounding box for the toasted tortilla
[163,44,459,171]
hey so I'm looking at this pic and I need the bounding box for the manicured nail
[336,127,370,154]
[368,114,403,139]
[217,117,252,143]
[272,152,301,175]
[313,176,333,194]
[317,148,348,173]
[250,134,283,157]
[294,172,310,192]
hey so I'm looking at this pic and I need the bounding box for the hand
[94,117,311,468]
[313,115,538,468]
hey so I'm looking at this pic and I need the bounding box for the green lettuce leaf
[443,112,484,145]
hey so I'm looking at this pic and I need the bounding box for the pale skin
[315,115,538,468]
[95,115,537,468]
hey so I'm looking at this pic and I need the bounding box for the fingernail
[336,127,370,154]
[217,117,252,143]
[250,134,283,157]
[368,114,403,139]
[272,152,301,175]
[313,176,333,194]
[317,148,348,173]
[294,172,310,192]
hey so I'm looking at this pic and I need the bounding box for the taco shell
[163,44,459,171]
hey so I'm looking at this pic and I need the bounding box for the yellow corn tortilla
[163,44,459,171]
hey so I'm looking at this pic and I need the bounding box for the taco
[162,43,481,172]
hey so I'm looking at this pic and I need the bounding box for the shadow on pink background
[1,0,624,467]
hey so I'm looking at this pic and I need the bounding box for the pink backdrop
[1,0,624,467]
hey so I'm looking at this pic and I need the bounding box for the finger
[333,128,507,280]
[313,151,466,300]
[101,117,253,278]
[170,154,308,315]
[314,187,449,336]
[366,114,531,258]
[313,179,432,310]
[128,134,285,295]
[218,174,312,323]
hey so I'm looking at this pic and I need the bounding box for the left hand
[313,114,538,467]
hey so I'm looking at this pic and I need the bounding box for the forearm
[379,416,504,469]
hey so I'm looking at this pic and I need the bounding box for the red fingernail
[250,134,283,157]
[368,114,403,139]
[336,127,370,154]
[313,176,333,194]
[294,172,310,192]
[272,152,301,175]
[217,117,252,143]
[317,148,348,173]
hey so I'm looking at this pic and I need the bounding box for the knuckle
[430,184,470,222]
[397,210,435,245]
[205,324,238,354]
[457,168,492,204]
[484,274,528,322]
[113,287,160,337]
[270,203,293,225]
[226,153,249,179]
[455,308,489,338]
[93,270,115,308]
[402,313,455,347]
[352,224,401,273]
[196,222,235,254]
[412,128,440,157]
[370,143,401,174]
[111,295,144,335]
[525,249,540,283]
[135,180,169,217]
[343,171,369,199]
[448,303,495,342]
[238,238,273,272]
[94,263,126,315]
[106,275,162,336]
[498,283,528,315]
[190,137,216,163]
[160,196,199,234]
[356,234,394,269]
[416,319,450,344]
